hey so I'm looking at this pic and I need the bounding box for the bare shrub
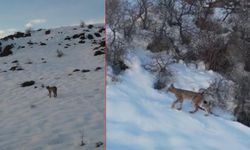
[108,38,128,75]
[80,129,86,146]
[56,49,64,58]
[234,76,250,126]
[204,78,237,113]
[144,54,173,90]
[181,32,192,45]
[123,23,137,42]
[80,21,85,28]
[195,17,224,33]
[147,36,172,53]
[25,27,32,34]
[181,50,199,65]
[196,34,232,73]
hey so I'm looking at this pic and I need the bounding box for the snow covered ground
[107,52,250,150]
[0,24,105,150]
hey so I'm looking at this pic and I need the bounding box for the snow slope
[107,54,250,150]
[0,24,104,150]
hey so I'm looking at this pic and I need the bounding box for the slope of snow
[107,54,250,150]
[0,24,104,150]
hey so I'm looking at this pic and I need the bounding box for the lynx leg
[171,99,179,109]
[177,99,183,110]
[54,90,57,97]
[204,106,211,116]
[189,103,199,113]
[203,100,211,116]
[48,91,51,98]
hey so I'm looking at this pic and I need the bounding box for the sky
[0,0,104,38]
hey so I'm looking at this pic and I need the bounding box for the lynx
[46,86,57,98]
[168,84,211,116]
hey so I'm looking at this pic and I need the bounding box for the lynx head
[202,100,210,109]
[167,84,175,92]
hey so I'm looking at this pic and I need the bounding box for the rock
[40,42,46,46]
[12,60,18,63]
[64,36,71,40]
[95,67,102,71]
[87,34,94,40]
[79,40,85,44]
[73,69,80,72]
[98,27,105,33]
[94,50,105,56]
[82,69,90,73]
[21,81,35,87]
[94,33,101,37]
[0,44,14,57]
[88,24,94,29]
[45,30,51,34]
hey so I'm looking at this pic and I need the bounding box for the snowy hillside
[107,52,250,150]
[0,24,105,150]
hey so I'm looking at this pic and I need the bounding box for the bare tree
[107,0,124,47]
[137,0,153,30]
[120,1,140,41]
